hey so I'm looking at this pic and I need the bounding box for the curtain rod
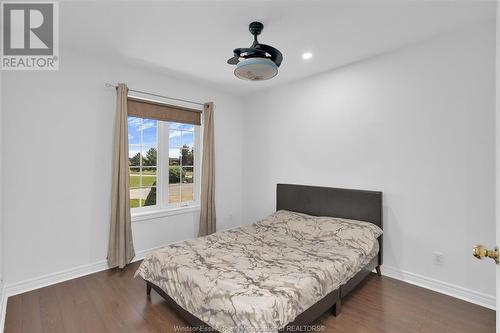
[105,83,205,107]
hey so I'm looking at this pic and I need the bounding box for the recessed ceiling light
[302,52,313,60]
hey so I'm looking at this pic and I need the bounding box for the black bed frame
[145,184,383,331]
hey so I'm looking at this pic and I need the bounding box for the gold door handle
[473,245,499,264]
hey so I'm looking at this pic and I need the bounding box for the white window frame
[129,96,202,222]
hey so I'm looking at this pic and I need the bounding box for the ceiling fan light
[234,57,278,81]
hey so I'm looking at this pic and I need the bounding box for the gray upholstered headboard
[276,183,383,264]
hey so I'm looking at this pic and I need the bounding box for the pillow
[255,210,306,227]
[257,210,383,253]
[304,214,383,239]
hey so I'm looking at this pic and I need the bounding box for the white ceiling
[60,1,496,95]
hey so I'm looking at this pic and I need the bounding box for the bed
[136,184,383,332]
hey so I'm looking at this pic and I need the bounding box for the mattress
[135,210,382,333]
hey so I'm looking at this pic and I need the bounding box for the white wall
[1,48,243,286]
[242,21,496,300]
[496,3,500,327]
[0,69,3,301]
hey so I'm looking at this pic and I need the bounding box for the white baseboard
[4,260,108,298]
[3,246,161,298]
[383,265,495,310]
[0,245,164,333]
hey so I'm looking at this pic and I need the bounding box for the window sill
[132,205,200,222]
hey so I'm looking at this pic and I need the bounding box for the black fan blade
[227,48,243,65]
[255,44,283,67]
[240,48,267,58]
[227,56,240,65]
[227,47,270,65]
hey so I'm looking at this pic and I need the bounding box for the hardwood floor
[4,261,495,333]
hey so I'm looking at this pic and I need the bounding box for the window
[168,123,195,204]
[128,116,200,214]
[128,117,158,208]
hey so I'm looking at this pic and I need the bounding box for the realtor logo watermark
[1,1,59,70]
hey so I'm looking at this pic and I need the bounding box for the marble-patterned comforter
[135,210,382,333]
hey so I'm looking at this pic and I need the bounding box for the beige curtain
[107,83,135,268]
[198,102,216,236]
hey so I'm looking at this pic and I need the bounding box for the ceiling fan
[227,21,283,81]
